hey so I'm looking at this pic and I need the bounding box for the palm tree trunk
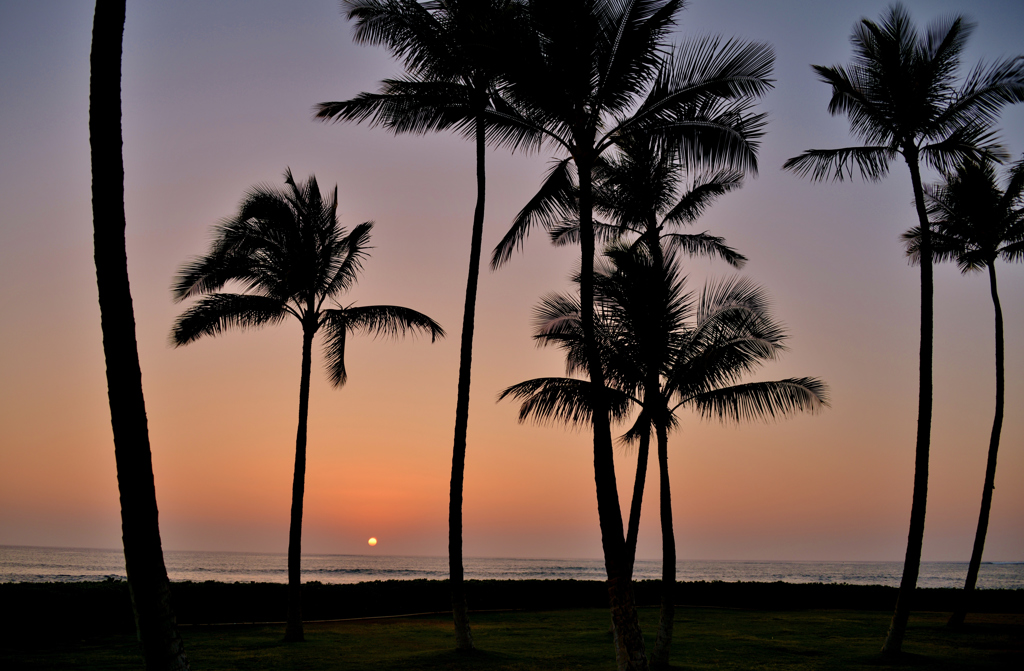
[624,426,651,579]
[578,149,648,671]
[948,264,1005,627]
[448,110,487,652]
[90,2,189,668]
[284,323,315,642]
[625,226,666,584]
[882,154,933,656]
[651,422,675,669]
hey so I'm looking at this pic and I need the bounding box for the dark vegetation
[2,580,1021,643]
[3,599,1022,671]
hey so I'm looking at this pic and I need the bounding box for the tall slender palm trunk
[651,421,675,669]
[90,1,188,668]
[948,264,1005,627]
[883,155,933,656]
[624,226,667,583]
[284,323,316,642]
[449,111,487,651]
[578,151,649,671]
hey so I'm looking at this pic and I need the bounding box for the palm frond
[320,304,444,387]
[661,232,747,268]
[931,55,1024,139]
[171,245,266,302]
[345,0,453,80]
[901,226,965,267]
[314,78,474,136]
[482,90,549,153]
[491,157,576,269]
[618,37,774,172]
[783,146,895,182]
[696,275,773,325]
[629,36,775,127]
[660,169,744,226]
[170,294,288,346]
[498,376,634,428]
[595,0,684,117]
[550,219,630,247]
[684,377,830,424]
[331,304,445,341]
[920,123,1009,173]
[323,222,374,300]
[1000,238,1024,263]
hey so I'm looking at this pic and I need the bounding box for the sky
[0,0,1022,563]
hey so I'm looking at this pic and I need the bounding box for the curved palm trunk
[625,427,651,579]
[449,110,487,652]
[284,323,316,642]
[948,264,1005,627]
[578,152,648,671]
[90,2,189,668]
[882,155,933,656]
[651,422,675,669]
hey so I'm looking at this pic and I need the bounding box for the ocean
[2,545,1021,589]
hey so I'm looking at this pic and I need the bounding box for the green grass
[3,607,1021,670]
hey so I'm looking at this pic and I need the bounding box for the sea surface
[1,545,1021,589]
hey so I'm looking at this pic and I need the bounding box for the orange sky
[0,0,1022,562]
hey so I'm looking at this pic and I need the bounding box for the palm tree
[501,246,828,669]
[492,4,772,665]
[314,1,533,648]
[89,1,189,668]
[170,170,444,642]
[903,156,1024,627]
[594,143,748,584]
[496,135,748,576]
[782,4,1024,655]
[501,134,748,274]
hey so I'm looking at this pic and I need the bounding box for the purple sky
[1,0,1022,561]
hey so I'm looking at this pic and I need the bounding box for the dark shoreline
[2,579,1022,641]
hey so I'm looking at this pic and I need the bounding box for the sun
[367,537,377,547]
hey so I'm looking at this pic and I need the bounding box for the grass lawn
[3,607,1021,670]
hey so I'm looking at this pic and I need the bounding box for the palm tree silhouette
[492,4,772,665]
[170,170,444,642]
[499,134,748,273]
[89,1,189,667]
[314,1,533,648]
[903,156,1024,627]
[496,135,748,579]
[782,4,1024,655]
[502,246,827,669]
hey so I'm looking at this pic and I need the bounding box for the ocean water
[1,545,1021,589]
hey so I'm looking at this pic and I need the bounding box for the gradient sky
[1,0,1022,563]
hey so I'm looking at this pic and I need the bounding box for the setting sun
[367,537,377,547]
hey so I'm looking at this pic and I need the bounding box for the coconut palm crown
[170,169,444,642]
[496,133,749,271]
[501,245,828,667]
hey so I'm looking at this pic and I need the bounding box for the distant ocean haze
[1,546,1021,589]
